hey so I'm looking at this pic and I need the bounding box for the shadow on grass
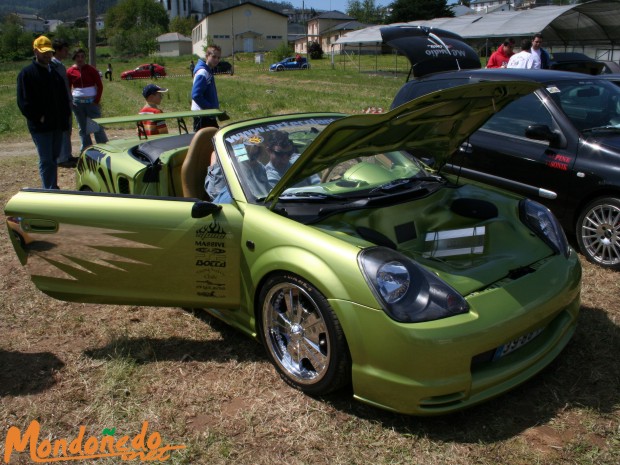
[325,305,620,442]
[0,350,64,396]
[81,305,618,443]
[83,308,264,365]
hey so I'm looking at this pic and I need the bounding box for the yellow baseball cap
[33,36,54,53]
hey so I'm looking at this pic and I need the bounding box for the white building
[157,32,193,56]
[192,2,287,57]
[16,13,46,34]
[470,0,515,12]
[44,19,64,33]
[154,0,209,20]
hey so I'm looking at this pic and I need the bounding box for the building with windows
[15,13,46,34]
[469,0,535,13]
[294,11,367,55]
[155,0,204,20]
[191,1,287,57]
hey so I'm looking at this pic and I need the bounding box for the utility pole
[88,0,96,68]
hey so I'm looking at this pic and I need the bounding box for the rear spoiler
[94,109,230,139]
[381,25,481,80]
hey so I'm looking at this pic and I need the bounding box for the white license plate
[493,327,544,360]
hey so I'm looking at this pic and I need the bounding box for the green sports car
[5,81,581,415]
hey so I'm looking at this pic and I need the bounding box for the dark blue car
[269,56,309,72]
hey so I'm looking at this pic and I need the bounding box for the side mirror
[458,141,473,155]
[191,201,222,218]
[525,124,561,146]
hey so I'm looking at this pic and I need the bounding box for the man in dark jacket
[531,33,550,69]
[17,36,72,189]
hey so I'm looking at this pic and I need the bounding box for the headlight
[520,199,570,258]
[359,247,469,323]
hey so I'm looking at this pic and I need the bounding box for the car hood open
[267,80,541,204]
[380,25,481,79]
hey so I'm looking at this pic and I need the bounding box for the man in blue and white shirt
[191,45,221,132]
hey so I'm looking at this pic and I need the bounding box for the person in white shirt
[507,39,535,69]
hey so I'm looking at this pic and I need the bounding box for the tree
[347,0,363,19]
[105,0,168,56]
[308,41,323,59]
[109,26,160,56]
[54,24,89,49]
[0,14,33,61]
[169,16,197,38]
[388,0,454,23]
[347,0,383,24]
[272,41,294,61]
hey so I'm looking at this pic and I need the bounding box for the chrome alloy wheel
[262,282,330,386]
[579,200,620,267]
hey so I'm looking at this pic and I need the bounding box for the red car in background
[120,63,166,80]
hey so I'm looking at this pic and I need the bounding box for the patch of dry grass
[1,154,619,464]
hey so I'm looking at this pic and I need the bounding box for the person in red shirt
[486,39,515,69]
[139,84,169,136]
[66,48,108,152]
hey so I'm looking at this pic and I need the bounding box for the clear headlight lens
[520,199,570,258]
[359,247,469,323]
[377,261,410,303]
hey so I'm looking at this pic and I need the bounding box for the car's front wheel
[258,273,351,396]
[125,75,133,80]
[576,197,620,270]
[276,65,284,72]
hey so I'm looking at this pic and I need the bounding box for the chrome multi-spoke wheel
[577,197,620,270]
[259,273,350,395]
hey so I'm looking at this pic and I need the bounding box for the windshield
[545,79,620,132]
[279,151,434,199]
[221,116,436,204]
[223,116,340,201]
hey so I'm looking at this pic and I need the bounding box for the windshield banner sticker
[224,118,338,144]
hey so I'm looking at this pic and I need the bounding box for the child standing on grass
[139,84,168,136]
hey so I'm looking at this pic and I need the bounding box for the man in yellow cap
[16,35,72,189]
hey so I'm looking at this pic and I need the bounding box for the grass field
[0,52,619,465]
[0,52,407,142]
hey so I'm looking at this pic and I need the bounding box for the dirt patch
[0,129,138,158]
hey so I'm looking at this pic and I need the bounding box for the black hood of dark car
[380,25,481,79]
[549,52,605,75]
[584,131,620,152]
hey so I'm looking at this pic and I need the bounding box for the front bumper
[332,251,581,415]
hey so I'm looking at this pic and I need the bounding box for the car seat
[181,127,218,199]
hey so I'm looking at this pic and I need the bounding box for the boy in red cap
[139,84,169,136]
